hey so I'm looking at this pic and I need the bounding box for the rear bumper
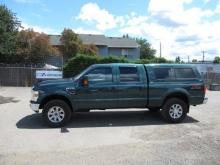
[203,97,208,104]
[30,103,40,113]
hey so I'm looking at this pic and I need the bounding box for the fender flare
[162,88,190,106]
[39,92,75,111]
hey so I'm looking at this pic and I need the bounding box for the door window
[86,67,113,83]
[119,67,140,82]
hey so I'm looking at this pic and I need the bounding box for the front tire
[160,98,188,123]
[43,100,72,127]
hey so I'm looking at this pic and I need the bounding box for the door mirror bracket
[81,76,89,87]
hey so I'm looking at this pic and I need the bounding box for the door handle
[112,87,125,91]
[112,87,116,91]
[90,89,98,92]
[139,86,144,90]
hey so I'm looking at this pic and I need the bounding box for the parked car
[30,63,207,127]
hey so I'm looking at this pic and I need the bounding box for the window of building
[122,49,128,57]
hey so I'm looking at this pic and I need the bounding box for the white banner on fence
[36,70,63,79]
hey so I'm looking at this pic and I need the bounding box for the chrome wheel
[47,106,65,123]
[169,104,183,119]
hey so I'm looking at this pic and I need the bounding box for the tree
[60,29,82,60]
[122,34,130,38]
[192,59,197,63]
[16,29,58,63]
[63,54,128,78]
[175,56,181,63]
[0,5,20,63]
[30,32,58,62]
[213,56,220,64]
[155,57,168,63]
[16,29,36,62]
[80,44,98,56]
[136,38,156,59]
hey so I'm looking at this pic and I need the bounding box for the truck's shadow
[16,110,199,129]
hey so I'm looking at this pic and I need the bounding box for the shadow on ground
[0,95,19,104]
[16,110,199,129]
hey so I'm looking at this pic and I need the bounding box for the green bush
[63,54,174,78]
[63,54,128,77]
[136,58,152,64]
[99,55,128,64]
[136,57,173,64]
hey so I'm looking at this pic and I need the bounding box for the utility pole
[159,42,162,58]
[202,50,205,63]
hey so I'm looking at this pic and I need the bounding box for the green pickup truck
[30,63,207,127]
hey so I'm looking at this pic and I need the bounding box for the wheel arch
[162,91,190,112]
[39,94,73,112]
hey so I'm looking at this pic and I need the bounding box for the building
[49,34,140,60]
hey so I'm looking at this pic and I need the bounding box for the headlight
[31,90,39,102]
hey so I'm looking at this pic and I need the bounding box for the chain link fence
[195,64,220,89]
[201,72,220,86]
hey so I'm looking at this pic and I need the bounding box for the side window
[174,68,196,79]
[119,67,140,82]
[154,68,172,80]
[86,67,113,83]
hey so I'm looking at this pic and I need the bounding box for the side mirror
[81,76,89,87]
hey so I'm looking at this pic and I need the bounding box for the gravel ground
[0,87,220,165]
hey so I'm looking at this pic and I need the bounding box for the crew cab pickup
[30,63,207,127]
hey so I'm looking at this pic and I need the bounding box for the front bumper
[30,103,40,113]
[203,97,208,104]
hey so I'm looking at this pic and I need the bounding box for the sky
[1,0,220,61]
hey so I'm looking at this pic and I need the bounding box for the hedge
[63,54,128,77]
[136,57,173,64]
[63,54,174,78]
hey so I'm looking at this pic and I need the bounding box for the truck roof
[145,63,195,67]
[91,63,195,68]
[92,63,141,67]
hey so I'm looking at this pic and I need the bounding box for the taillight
[191,85,202,90]
[191,85,207,94]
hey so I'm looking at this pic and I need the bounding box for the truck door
[115,65,148,108]
[75,66,118,109]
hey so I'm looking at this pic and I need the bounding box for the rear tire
[160,98,188,123]
[43,99,72,127]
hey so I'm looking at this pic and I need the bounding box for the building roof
[49,34,139,48]
[78,34,107,46]
[106,37,138,48]
[49,35,61,46]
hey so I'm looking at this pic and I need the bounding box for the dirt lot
[0,87,220,165]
